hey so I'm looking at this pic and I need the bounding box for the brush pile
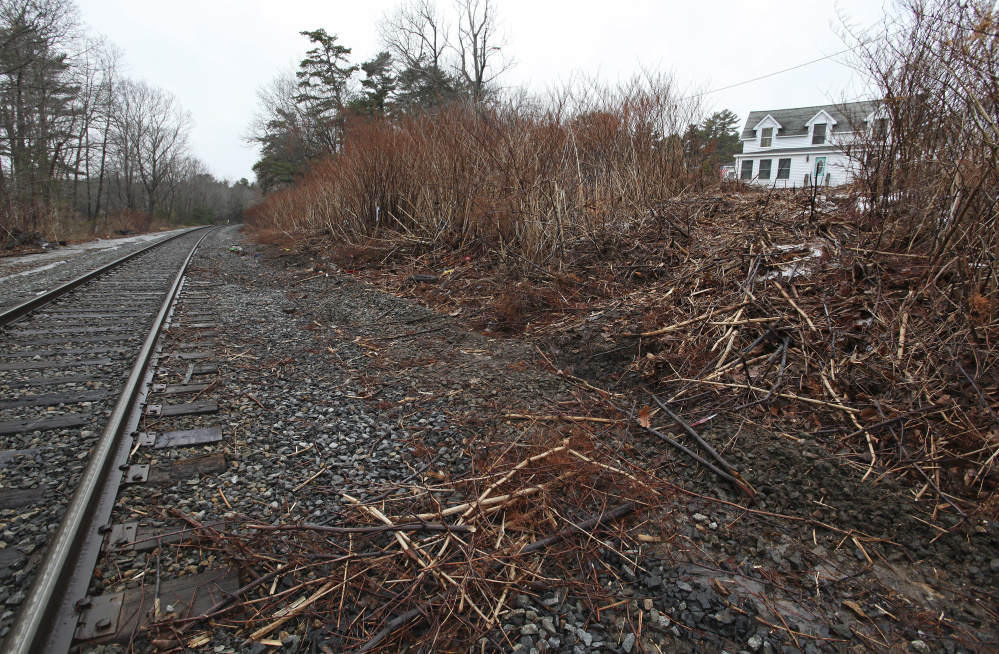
[142,434,667,652]
[268,187,998,515]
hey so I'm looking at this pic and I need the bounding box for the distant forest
[0,0,258,240]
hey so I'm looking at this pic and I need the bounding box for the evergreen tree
[359,51,395,114]
[294,29,358,152]
[697,109,743,170]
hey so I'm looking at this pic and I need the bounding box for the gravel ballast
[24,225,997,653]
[0,228,193,312]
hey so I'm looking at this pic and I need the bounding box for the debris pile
[278,188,998,512]
[143,435,668,651]
[222,189,999,652]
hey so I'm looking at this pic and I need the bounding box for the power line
[682,30,892,101]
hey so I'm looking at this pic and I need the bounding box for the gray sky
[73,0,889,183]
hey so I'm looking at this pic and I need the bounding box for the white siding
[742,128,855,155]
[743,133,812,154]
[735,127,862,187]
[733,150,857,188]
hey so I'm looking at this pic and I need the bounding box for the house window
[812,123,827,145]
[777,158,791,179]
[758,159,772,180]
[874,118,888,138]
[760,127,773,148]
[740,160,753,180]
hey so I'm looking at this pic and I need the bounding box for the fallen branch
[621,302,749,337]
[842,403,947,440]
[648,393,755,498]
[248,577,341,643]
[501,413,619,424]
[245,522,472,535]
[643,424,754,498]
[355,503,636,653]
[775,283,817,332]
[679,378,861,413]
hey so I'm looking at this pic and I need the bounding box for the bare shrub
[0,199,63,241]
[245,72,705,272]
[843,0,999,308]
[103,210,155,234]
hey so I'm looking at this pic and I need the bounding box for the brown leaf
[842,599,867,619]
[637,405,652,428]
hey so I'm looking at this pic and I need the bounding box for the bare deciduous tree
[0,0,79,229]
[0,0,249,236]
[453,0,511,102]
[110,79,192,220]
[379,0,450,74]
[377,0,512,106]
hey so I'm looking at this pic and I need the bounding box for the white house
[734,101,882,188]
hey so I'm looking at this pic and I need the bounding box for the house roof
[740,101,878,140]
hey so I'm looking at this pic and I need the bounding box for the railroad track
[0,226,228,652]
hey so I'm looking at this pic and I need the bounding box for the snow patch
[0,259,67,283]
[761,243,825,281]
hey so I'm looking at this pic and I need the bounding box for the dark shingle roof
[740,101,878,140]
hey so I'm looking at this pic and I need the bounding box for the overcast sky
[72,0,890,183]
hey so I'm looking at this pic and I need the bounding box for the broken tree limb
[842,403,947,441]
[515,502,636,555]
[775,283,817,332]
[647,394,755,498]
[649,394,728,470]
[642,423,754,499]
[679,378,862,413]
[620,302,750,337]
[245,522,472,534]
[567,449,660,494]
[463,440,569,521]
[408,486,546,522]
[355,503,636,654]
[171,563,292,635]
[501,413,619,424]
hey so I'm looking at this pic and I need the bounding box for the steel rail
[0,227,205,328]
[3,227,219,654]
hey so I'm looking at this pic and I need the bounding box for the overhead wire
[681,27,895,101]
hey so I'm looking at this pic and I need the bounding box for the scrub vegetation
[244,0,744,270]
[244,0,999,517]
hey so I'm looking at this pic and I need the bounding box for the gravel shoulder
[0,228,192,312]
[85,226,998,654]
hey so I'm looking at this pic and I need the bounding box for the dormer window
[812,123,827,145]
[760,127,773,148]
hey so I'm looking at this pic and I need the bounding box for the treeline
[248,0,742,194]
[0,0,258,240]
[244,0,747,267]
[248,0,516,192]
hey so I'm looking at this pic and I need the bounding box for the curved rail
[0,227,206,328]
[3,227,219,654]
